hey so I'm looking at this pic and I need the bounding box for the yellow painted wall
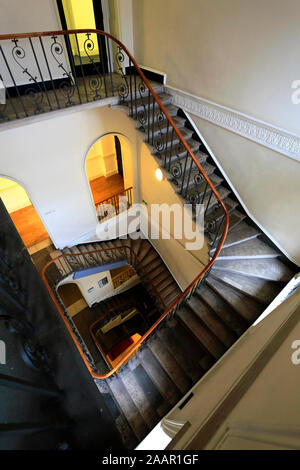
[62,0,98,57]
[0,178,31,213]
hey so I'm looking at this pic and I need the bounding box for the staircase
[88,86,296,449]
[32,30,297,450]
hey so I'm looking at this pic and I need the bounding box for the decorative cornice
[165,85,300,162]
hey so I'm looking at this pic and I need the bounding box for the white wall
[0,105,136,249]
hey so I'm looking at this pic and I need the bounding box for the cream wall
[0,0,65,86]
[192,116,300,265]
[132,0,300,134]
[0,105,137,249]
[138,141,209,289]
[86,135,118,181]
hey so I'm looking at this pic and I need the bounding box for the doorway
[0,177,51,249]
[56,0,108,74]
[86,134,125,207]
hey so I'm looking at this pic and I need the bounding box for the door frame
[56,0,108,75]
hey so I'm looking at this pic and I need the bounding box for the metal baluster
[74,33,88,103]
[151,96,155,145]
[39,37,60,109]
[168,128,175,171]
[129,59,133,116]
[64,33,82,104]
[98,34,108,97]
[29,37,52,111]
[105,36,114,96]
[180,151,190,194]
[0,45,28,117]
[134,69,137,118]
[163,121,170,167]
[184,157,194,198]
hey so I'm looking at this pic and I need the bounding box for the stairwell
[42,82,298,450]
[91,85,296,448]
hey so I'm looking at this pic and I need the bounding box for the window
[98,277,108,288]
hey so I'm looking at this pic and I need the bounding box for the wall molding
[165,85,300,162]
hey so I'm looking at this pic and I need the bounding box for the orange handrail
[2,28,231,377]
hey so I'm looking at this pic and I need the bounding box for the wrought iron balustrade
[96,186,133,221]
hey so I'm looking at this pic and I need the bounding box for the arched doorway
[0,176,51,250]
[85,134,133,220]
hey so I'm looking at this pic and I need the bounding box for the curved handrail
[2,28,231,378]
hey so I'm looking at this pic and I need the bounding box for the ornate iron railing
[2,29,230,378]
[95,186,133,221]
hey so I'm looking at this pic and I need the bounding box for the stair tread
[209,269,283,304]
[127,360,170,417]
[147,334,192,394]
[205,275,264,323]
[134,92,172,109]
[197,282,246,336]
[218,237,279,260]
[138,346,181,405]
[119,368,160,429]
[211,221,260,252]
[107,376,149,441]
[187,295,236,347]
[168,149,208,167]
[213,257,293,282]
[176,305,226,359]
[157,324,204,383]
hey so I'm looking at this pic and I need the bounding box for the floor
[90,174,124,205]
[1,73,158,123]
[10,204,49,248]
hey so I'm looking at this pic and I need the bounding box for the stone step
[209,269,283,304]
[187,295,236,348]
[205,275,264,324]
[176,305,226,359]
[156,324,204,384]
[138,346,181,406]
[197,282,246,336]
[107,375,149,442]
[127,358,170,417]
[218,237,279,260]
[211,221,260,252]
[147,334,192,394]
[213,257,293,282]
[119,368,160,429]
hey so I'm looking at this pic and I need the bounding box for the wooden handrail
[6,28,230,378]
